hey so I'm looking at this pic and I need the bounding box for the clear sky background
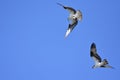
[0,0,120,80]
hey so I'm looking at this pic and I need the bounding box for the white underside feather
[65,28,71,38]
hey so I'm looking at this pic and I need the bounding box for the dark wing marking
[57,3,76,14]
[65,19,78,38]
[64,6,76,14]
[68,19,78,31]
[90,43,102,63]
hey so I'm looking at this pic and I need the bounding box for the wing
[104,65,114,69]
[65,19,78,38]
[57,3,76,14]
[90,43,102,64]
[102,59,114,69]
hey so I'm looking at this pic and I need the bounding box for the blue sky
[0,0,120,80]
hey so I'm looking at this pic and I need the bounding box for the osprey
[57,3,82,38]
[90,43,113,69]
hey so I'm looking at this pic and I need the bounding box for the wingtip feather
[65,28,71,38]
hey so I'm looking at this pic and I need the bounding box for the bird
[90,42,113,69]
[57,3,82,38]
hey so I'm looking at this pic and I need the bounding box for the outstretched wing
[101,59,114,69]
[57,3,76,14]
[104,65,114,69]
[65,19,78,38]
[90,43,102,64]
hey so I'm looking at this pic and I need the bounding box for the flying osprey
[90,43,113,69]
[57,3,82,38]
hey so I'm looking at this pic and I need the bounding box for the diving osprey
[57,3,82,38]
[90,43,113,69]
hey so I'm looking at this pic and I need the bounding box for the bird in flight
[90,43,113,69]
[57,3,82,38]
